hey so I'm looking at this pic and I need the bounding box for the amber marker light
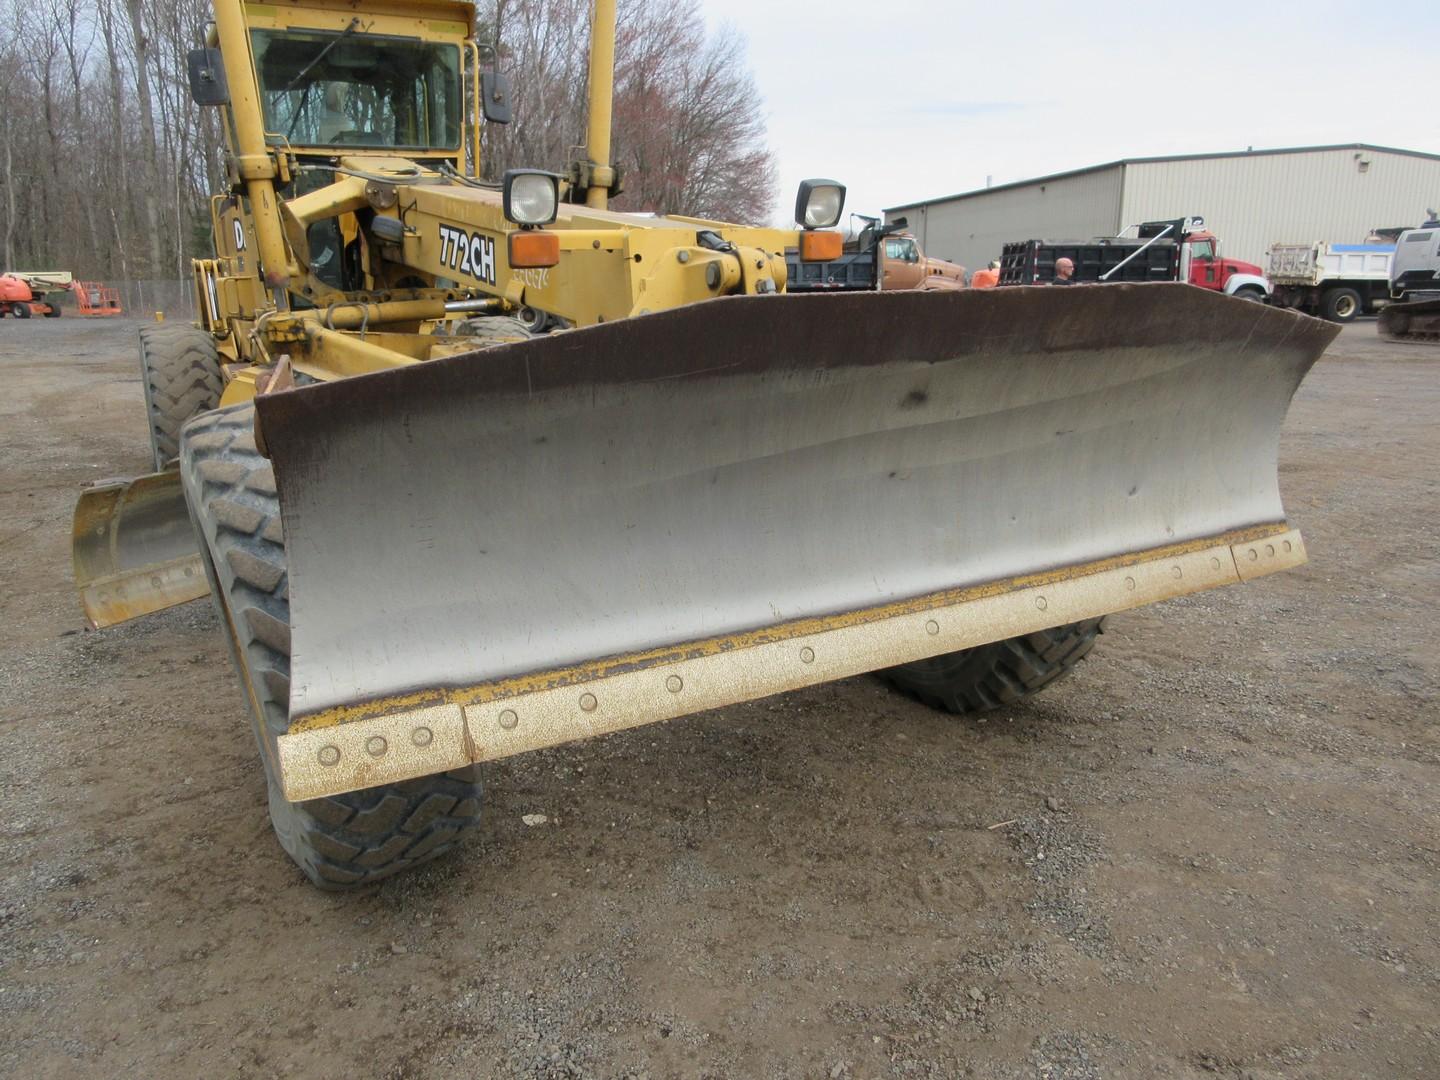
[509,230,560,269]
[799,230,843,262]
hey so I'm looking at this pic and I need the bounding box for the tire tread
[140,325,225,471]
[180,404,483,890]
[881,618,1105,715]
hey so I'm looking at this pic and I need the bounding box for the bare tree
[0,0,777,284]
[610,4,775,221]
[480,0,776,221]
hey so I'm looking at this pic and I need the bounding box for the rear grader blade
[1378,297,1440,344]
[237,283,1335,802]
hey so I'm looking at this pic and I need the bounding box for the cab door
[882,237,924,290]
[1186,237,1220,290]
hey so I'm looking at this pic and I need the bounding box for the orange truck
[786,215,967,291]
[0,271,72,318]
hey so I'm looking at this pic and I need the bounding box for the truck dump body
[999,239,1178,285]
[785,249,877,290]
[1267,242,1393,286]
[242,284,1334,802]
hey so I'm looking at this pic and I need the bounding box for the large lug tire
[139,324,225,472]
[1321,287,1361,323]
[43,303,61,318]
[180,404,485,890]
[14,301,31,319]
[1233,288,1266,303]
[880,618,1105,715]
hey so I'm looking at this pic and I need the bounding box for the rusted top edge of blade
[256,284,1337,455]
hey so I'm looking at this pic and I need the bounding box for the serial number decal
[438,224,497,285]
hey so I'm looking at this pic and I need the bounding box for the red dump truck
[999,217,1270,299]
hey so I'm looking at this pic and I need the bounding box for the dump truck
[784,215,967,292]
[1267,240,1394,322]
[0,271,72,318]
[1000,217,1269,300]
[1378,218,1440,343]
[71,0,1335,890]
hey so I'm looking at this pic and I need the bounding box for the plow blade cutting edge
[241,283,1334,801]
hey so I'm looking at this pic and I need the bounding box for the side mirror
[481,72,513,124]
[187,48,229,106]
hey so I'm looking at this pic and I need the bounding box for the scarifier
[72,0,1335,889]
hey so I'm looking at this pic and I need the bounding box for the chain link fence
[110,280,196,321]
[48,279,195,320]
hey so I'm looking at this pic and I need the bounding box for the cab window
[1190,240,1215,261]
[252,27,462,151]
[885,239,919,262]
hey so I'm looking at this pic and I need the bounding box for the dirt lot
[0,316,1436,1079]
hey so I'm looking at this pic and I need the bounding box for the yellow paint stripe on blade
[276,527,1305,802]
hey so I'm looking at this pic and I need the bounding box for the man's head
[988,260,1000,270]
[1055,257,1075,280]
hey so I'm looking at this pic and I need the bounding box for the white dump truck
[1267,241,1394,322]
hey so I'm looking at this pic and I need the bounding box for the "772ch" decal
[438,224,497,286]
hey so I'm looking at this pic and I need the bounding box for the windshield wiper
[283,17,361,95]
[281,17,364,140]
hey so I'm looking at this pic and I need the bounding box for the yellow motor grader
[73,0,1335,889]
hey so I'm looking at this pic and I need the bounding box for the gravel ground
[0,316,1436,1079]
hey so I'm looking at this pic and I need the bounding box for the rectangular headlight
[795,179,846,229]
[503,170,559,226]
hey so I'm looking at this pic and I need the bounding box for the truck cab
[879,233,966,291]
[1390,220,1440,302]
[1179,230,1268,299]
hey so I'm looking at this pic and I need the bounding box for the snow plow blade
[1378,297,1440,344]
[72,470,209,628]
[253,283,1335,801]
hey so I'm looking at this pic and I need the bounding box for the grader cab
[73,0,1335,889]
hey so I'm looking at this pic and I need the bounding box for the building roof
[883,144,1440,214]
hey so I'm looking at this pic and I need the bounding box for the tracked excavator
[1378,216,1440,343]
[71,0,1336,889]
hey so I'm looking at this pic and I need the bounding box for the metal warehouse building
[884,144,1440,272]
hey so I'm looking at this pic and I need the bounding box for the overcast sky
[700,1,1439,228]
